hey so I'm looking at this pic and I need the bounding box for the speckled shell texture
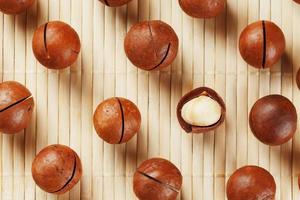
[32,21,81,69]
[226,166,276,200]
[133,158,182,200]
[179,0,225,18]
[0,0,34,14]
[0,81,34,134]
[93,97,141,144]
[32,144,82,194]
[124,20,179,71]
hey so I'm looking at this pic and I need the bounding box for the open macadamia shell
[226,166,276,200]
[32,21,81,70]
[249,94,297,146]
[133,158,182,200]
[124,20,179,71]
[179,0,225,18]
[239,20,285,69]
[98,0,132,7]
[177,87,226,133]
[32,144,82,194]
[0,0,34,15]
[0,81,34,134]
[93,97,141,144]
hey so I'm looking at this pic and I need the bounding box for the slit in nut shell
[177,87,226,133]
[31,144,82,194]
[0,81,34,134]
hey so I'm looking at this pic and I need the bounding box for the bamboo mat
[0,0,300,199]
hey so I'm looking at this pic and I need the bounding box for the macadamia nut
[0,0,34,15]
[177,87,226,133]
[181,95,222,126]
[98,0,132,7]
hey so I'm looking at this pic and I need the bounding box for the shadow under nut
[249,94,297,145]
[226,166,276,200]
[133,158,182,200]
[32,21,81,70]
[124,20,178,71]
[0,81,34,134]
[0,0,35,14]
[93,97,141,144]
[99,0,132,6]
[239,20,285,68]
[32,144,82,194]
[179,0,225,18]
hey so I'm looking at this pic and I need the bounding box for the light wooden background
[0,0,300,199]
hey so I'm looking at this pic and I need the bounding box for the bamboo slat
[0,0,300,199]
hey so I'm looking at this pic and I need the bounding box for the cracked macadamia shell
[32,21,81,70]
[0,81,34,134]
[32,144,82,194]
[179,0,225,18]
[0,0,34,14]
[133,158,182,200]
[99,0,132,7]
[177,87,226,133]
[93,97,141,144]
[249,94,297,146]
[239,20,285,69]
[124,20,179,71]
[226,166,276,200]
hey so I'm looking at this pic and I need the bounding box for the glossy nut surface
[124,20,178,71]
[296,68,300,89]
[177,87,226,133]
[179,0,225,18]
[0,81,34,134]
[239,20,285,68]
[93,97,141,144]
[99,0,132,6]
[133,158,182,200]
[0,0,34,14]
[249,94,297,145]
[32,144,82,194]
[32,21,81,70]
[226,166,276,200]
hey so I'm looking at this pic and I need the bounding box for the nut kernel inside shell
[181,95,222,126]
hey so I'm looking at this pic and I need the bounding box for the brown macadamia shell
[32,21,81,70]
[177,87,226,133]
[32,144,82,194]
[239,20,285,69]
[226,166,276,200]
[294,0,300,4]
[249,94,297,146]
[133,158,182,200]
[0,81,34,134]
[179,0,225,18]
[99,0,132,7]
[124,20,179,71]
[296,68,300,89]
[0,0,34,15]
[93,97,141,144]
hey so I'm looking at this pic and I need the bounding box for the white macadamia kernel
[181,95,222,126]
